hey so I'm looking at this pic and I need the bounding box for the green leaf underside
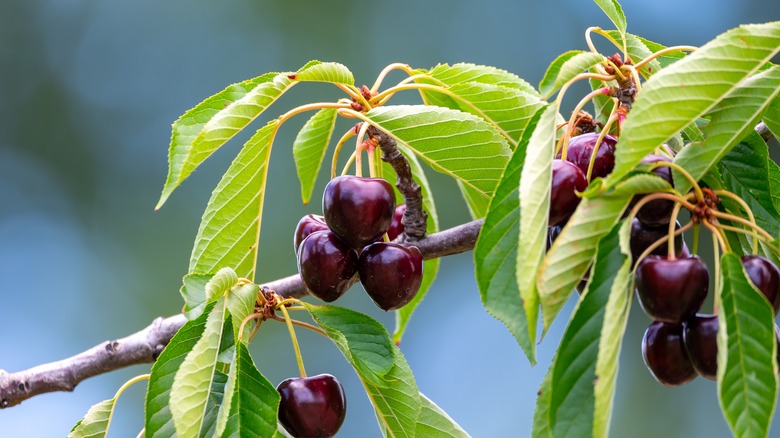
[181,273,213,320]
[674,65,780,195]
[717,253,778,437]
[204,267,239,303]
[293,108,338,204]
[170,300,227,437]
[606,21,780,186]
[227,283,259,343]
[474,107,544,364]
[517,104,557,345]
[763,95,780,140]
[539,51,605,99]
[304,304,421,437]
[594,0,627,37]
[537,174,670,328]
[363,105,511,198]
[68,398,115,438]
[392,148,440,344]
[768,158,780,215]
[219,342,280,438]
[189,120,277,281]
[424,63,539,96]
[547,223,627,437]
[457,181,490,219]
[415,394,471,438]
[604,32,684,78]
[719,133,780,236]
[145,302,214,437]
[590,78,614,125]
[293,62,354,85]
[200,370,228,438]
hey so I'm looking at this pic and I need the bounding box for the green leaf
[768,158,780,215]
[474,107,544,364]
[181,273,213,320]
[517,104,557,344]
[292,108,338,204]
[539,51,605,99]
[363,105,511,198]
[145,302,214,437]
[674,65,780,194]
[199,370,228,438]
[170,299,228,437]
[424,63,539,95]
[415,393,471,438]
[205,267,239,302]
[217,342,280,438]
[457,181,490,219]
[606,21,780,186]
[189,120,277,281]
[603,31,685,78]
[157,69,298,208]
[227,283,259,343]
[532,366,554,438]
[304,304,421,437]
[593,0,627,37]
[292,62,354,85]
[547,222,628,437]
[717,253,778,437]
[763,95,780,140]
[719,132,780,236]
[538,174,670,328]
[68,399,115,438]
[392,148,440,344]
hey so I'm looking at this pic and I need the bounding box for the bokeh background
[1,1,779,436]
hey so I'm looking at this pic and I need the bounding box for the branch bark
[0,218,483,408]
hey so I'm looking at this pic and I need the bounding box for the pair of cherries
[295,175,423,311]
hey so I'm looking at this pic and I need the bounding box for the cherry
[323,175,395,249]
[547,225,562,251]
[549,159,588,228]
[635,154,675,227]
[358,242,423,311]
[387,204,407,241]
[642,321,697,386]
[297,231,358,302]
[635,255,709,323]
[683,314,718,380]
[277,374,346,438]
[558,132,617,180]
[294,214,329,252]
[629,218,683,264]
[741,255,780,314]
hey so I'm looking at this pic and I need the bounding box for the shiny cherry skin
[358,242,423,311]
[547,225,562,252]
[635,255,709,323]
[558,132,617,180]
[742,255,780,314]
[642,321,697,386]
[629,218,683,264]
[297,231,358,302]
[294,214,329,252]
[549,159,588,227]
[277,374,346,438]
[635,154,675,227]
[323,175,395,249]
[683,314,718,380]
[387,204,407,241]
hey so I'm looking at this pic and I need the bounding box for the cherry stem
[712,227,721,315]
[271,315,328,337]
[238,312,263,343]
[628,192,696,220]
[331,128,357,179]
[668,202,684,260]
[277,102,352,126]
[702,218,730,253]
[710,210,774,242]
[354,122,370,178]
[371,63,415,94]
[278,303,306,378]
[622,65,642,93]
[557,86,616,159]
[604,58,627,81]
[633,46,697,70]
[633,221,693,273]
[341,151,357,176]
[585,110,618,181]
[651,161,704,201]
[713,190,760,253]
[588,27,626,58]
[692,222,700,255]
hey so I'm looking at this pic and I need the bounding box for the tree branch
[0,218,483,408]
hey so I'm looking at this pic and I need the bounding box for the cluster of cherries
[275,175,425,437]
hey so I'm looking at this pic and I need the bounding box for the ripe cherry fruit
[741,255,780,314]
[294,214,329,252]
[549,159,588,228]
[635,154,675,227]
[297,231,358,302]
[323,175,395,249]
[387,204,407,241]
[642,320,697,386]
[629,218,683,264]
[358,242,423,311]
[558,132,617,180]
[277,374,346,438]
[682,314,718,380]
[635,255,709,323]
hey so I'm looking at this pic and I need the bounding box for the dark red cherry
[297,231,358,302]
[742,255,780,314]
[635,154,675,227]
[277,374,346,438]
[629,218,684,264]
[323,175,395,249]
[557,132,617,180]
[635,255,709,323]
[549,159,588,228]
[547,225,562,252]
[683,314,718,380]
[358,242,423,311]
[642,321,697,386]
[387,204,407,241]
[294,214,329,252]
